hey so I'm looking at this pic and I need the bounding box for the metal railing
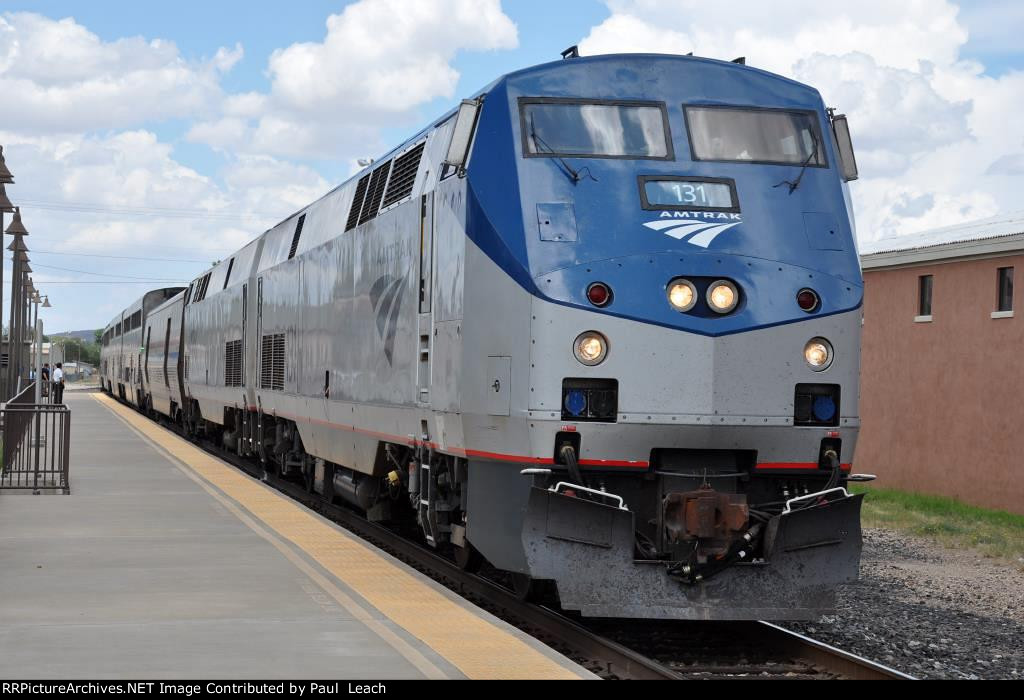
[1,381,70,494]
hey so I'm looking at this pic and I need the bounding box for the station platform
[0,392,594,680]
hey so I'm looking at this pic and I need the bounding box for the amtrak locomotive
[100,53,866,620]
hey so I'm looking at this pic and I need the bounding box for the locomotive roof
[189,52,830,289]
[265,52,817,234]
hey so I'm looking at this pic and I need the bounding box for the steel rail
[757,622,915,680]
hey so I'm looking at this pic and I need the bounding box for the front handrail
[782,487,849,514]
[551,481,628,510]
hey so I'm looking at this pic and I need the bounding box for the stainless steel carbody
[142,291,185,417]
[100,288,184,407]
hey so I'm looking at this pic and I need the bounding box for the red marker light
[587,282,612,307]
[797,288,820,312]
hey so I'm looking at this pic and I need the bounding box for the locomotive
[100,52,866,620]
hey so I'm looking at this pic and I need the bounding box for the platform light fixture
[0,146,13,185]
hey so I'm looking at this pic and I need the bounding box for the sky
[0,0,1022,333]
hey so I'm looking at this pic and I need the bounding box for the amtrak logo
[643,211,742,248]
[369,273,407,365]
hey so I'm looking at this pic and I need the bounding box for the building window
[918,274,933,318]
[997,267,1013,312]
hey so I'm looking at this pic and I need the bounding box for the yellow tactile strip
[92,393,583,680]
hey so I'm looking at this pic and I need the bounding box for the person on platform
[52,362,65,404]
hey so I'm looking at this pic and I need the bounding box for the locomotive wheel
[454,542,483,573]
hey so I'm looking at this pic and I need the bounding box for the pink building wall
[857,254,1023,514]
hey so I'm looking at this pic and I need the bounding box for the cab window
[520,99,672,160]
[685,106,827,166]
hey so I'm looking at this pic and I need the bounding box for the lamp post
[23,270,33,386]
[0,146,15,400]
[0,188,13,400]
[8,237,27,393]
[31,290,42,403]
[6,238,20,393]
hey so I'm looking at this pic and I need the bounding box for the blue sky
[0,1,1021,332]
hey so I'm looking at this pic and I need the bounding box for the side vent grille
[359,160,392,225]
[193,272,212,303]
[381,142,425,208]
[260,333,285,391]
[345,174,371,231]
[225,339,243,388]
[288,214,306,260]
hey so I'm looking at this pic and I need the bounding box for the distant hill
[52,329,101,343]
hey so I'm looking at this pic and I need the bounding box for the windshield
[685,107,826,166]
[522,100,670,159]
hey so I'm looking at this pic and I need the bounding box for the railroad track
[144,406,911,680]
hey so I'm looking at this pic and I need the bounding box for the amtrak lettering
[643,211,743,248]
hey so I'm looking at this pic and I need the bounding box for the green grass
[852,485,1024,565]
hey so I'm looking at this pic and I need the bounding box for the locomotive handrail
[782,486,849,514]
[551,481,628,510]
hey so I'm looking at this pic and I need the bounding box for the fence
[1,382,71,494]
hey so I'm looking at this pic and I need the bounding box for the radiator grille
[381,142,424,208]
[359,161,392,225]
[260,333,285,391]
[345,174,371,231]
[225,339,243,387]
[193,272,212,303]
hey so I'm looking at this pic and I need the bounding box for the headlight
[574,331,608,366]
[706,280,739,314]
[804,337,833,370]
[667,279,697,312]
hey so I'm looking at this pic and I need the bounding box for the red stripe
[580,458,649,468]
[756,462,852,471]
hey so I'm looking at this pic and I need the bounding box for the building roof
[861,211,1024,269]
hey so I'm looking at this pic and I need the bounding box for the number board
[638,176,739,213]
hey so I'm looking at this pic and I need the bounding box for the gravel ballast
[788,528,1024,679]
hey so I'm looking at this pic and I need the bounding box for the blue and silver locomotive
[100,53,865,620]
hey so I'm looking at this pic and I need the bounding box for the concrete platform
[0,393,593,680]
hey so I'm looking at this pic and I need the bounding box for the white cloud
[0,130,330,330]
[188,0,518,159]
[579,0,1023,239]
[793,52,972,175]
[3,130,328,249]
[0,12,238,133]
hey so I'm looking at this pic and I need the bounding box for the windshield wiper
[773,130,819,194]
[529,117,596,185]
